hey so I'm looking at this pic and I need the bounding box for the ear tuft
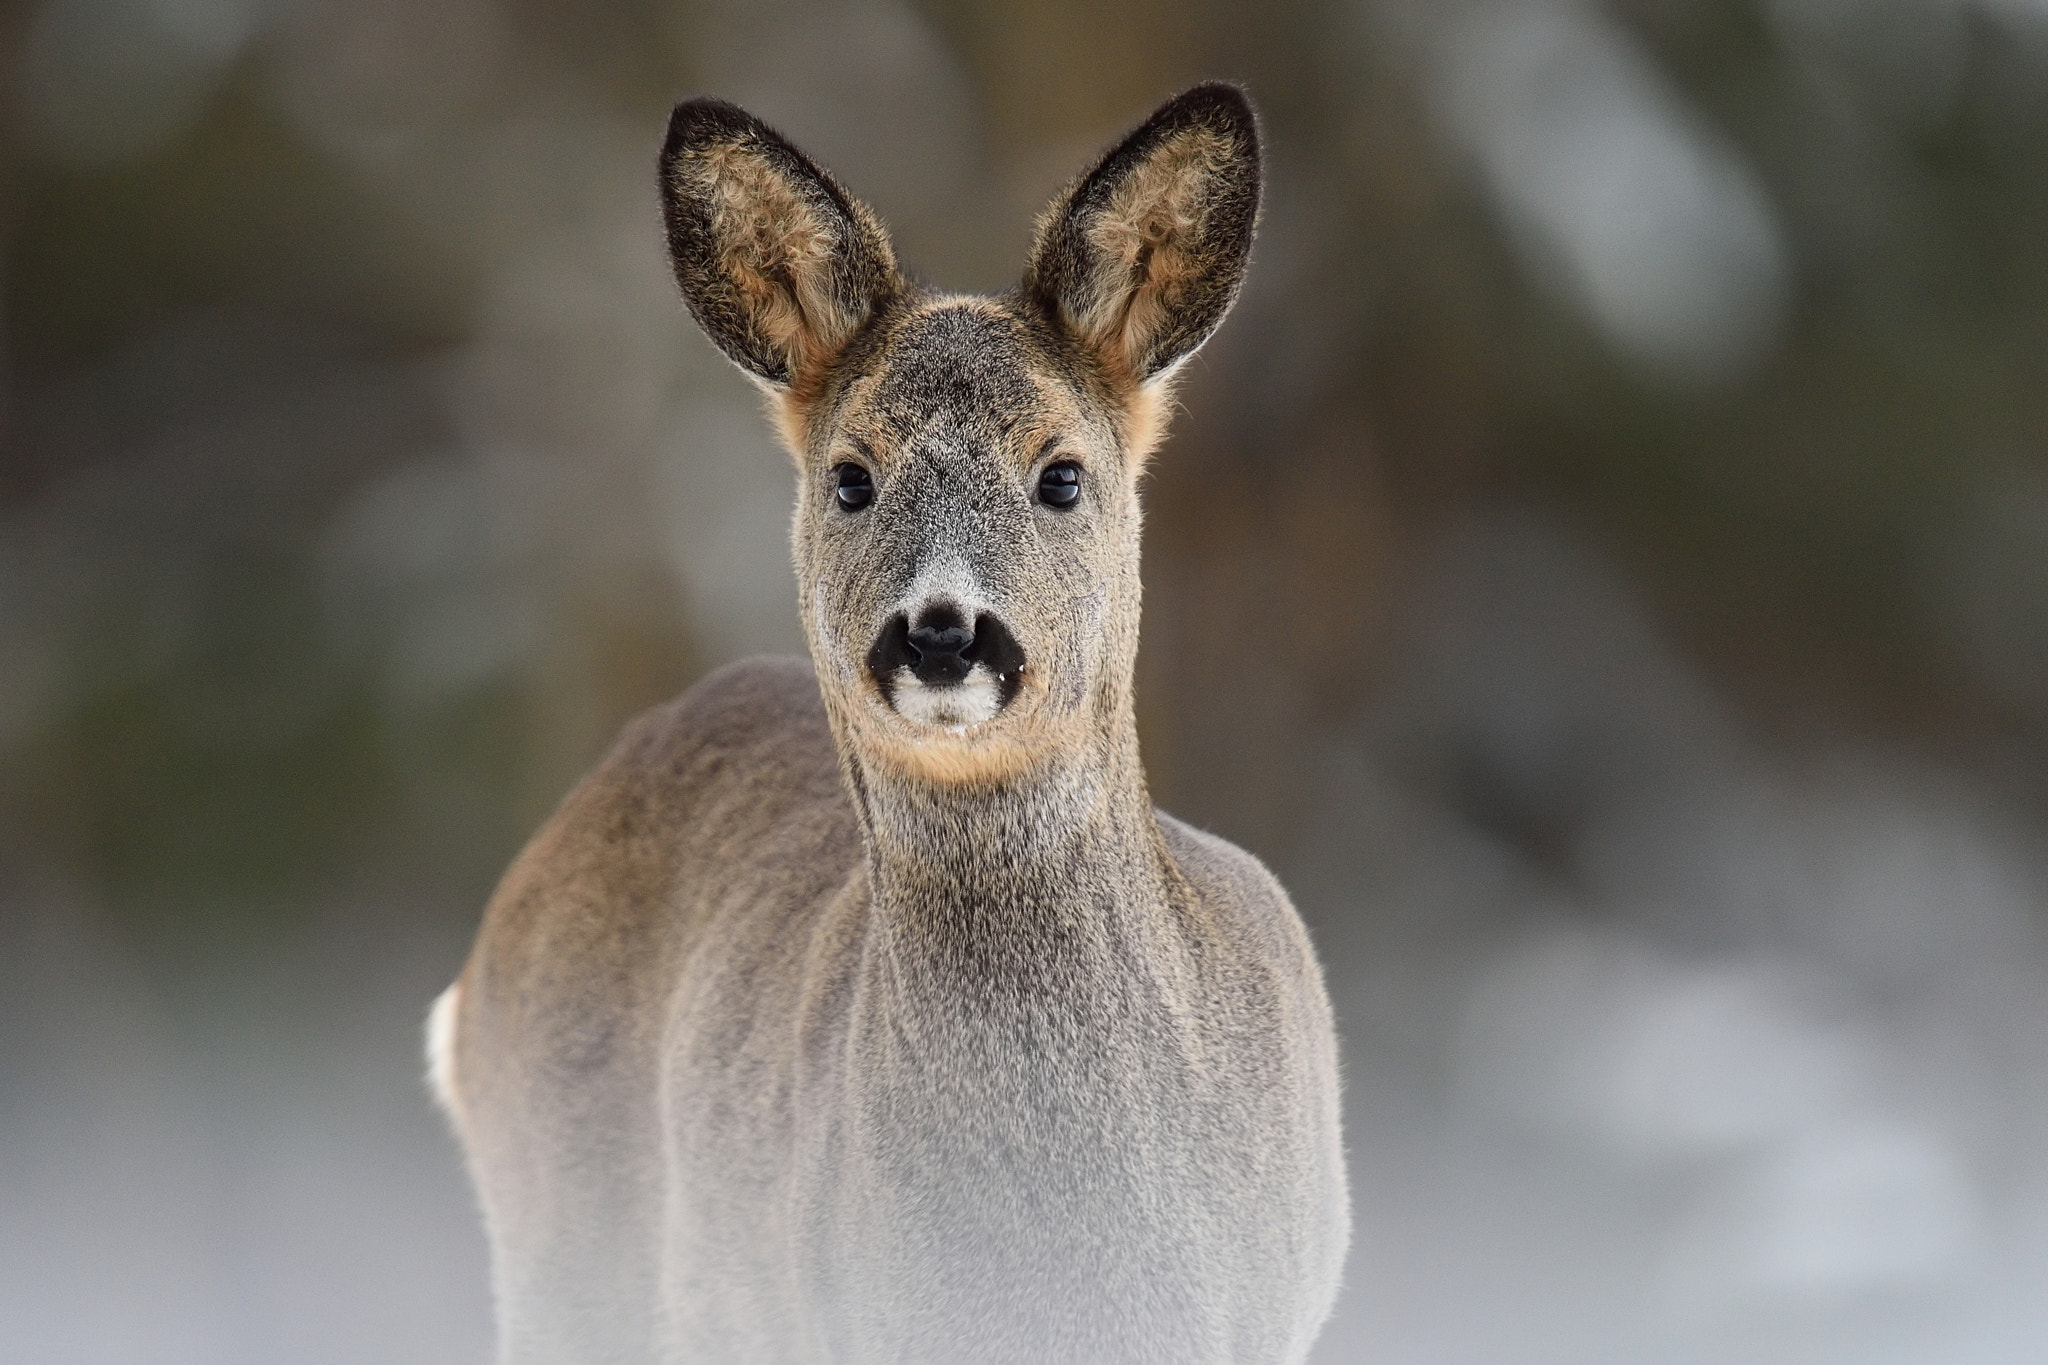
[1025,83,1262,385]
[660,98,900,389]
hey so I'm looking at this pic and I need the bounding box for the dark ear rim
[662,97,861,228]
[658,96,896,388]
[1025,82,1263,383]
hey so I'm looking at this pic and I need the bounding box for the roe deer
[428,83,1348,1364]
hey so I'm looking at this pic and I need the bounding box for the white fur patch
[890,664,1002,731]
[425,982,462,1117]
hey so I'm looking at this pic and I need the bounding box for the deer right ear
[660,98,901,390]
[1025,84,1262,387]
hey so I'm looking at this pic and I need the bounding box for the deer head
[659,84,1261,788]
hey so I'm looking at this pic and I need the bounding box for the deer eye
[834,464,874,511]
[1037,461,1082,509]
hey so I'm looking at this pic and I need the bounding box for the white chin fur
[891,665,1002,731]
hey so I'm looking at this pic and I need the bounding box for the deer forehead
[825,302,1111,464]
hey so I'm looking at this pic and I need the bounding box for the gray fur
[437,84,1348,1364]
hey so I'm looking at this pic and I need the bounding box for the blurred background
[4,0,2048,1360]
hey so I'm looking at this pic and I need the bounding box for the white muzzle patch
[889,663,1003,731]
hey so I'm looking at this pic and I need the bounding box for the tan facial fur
[780,304,1138,790]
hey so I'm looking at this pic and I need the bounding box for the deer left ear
[1024,83,1262,386]
[660,97,901,391]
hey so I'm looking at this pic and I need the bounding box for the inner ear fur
[660,98,901,391]
[1024,83,1262,388]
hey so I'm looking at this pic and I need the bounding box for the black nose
[906,608,975,685]
[865,606,1028,707]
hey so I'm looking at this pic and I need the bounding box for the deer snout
[875,604,980,687]
[906,613,975,685]
[866,604,1027,724]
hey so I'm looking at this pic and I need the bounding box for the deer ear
[660,98,901,389]
[1025,83,1262,386]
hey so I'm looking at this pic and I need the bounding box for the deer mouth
[866,609,1026,731]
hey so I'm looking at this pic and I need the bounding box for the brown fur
[435,85,1346,1364]
[660,98,902,391]
[1024,85,1261,387]
[1075,126,1238,370]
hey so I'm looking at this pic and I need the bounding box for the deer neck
[843,701,1167,962]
